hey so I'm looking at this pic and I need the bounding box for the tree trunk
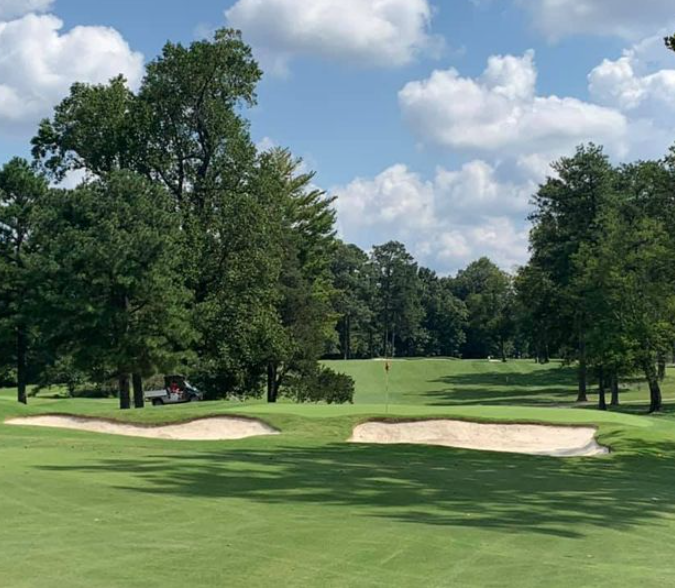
[597,369,607,411]
[267,362,278,403]
[643,359,662,413]
[66,381,76,398]
[610,372,620,406]
[132,373,144,409]
[346,315,351,360]
[16,324,27,405]
[391,326,396,359]
[114,291,131,410]
[577,338,588,402]
[118,374,131,410]
[500,337,507,362]
[343,314,351,360]
[657,354,666,381]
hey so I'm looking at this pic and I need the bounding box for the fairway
[328,358,675,406]
[2,360,675,588]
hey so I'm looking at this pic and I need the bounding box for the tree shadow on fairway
[37,438,675,539]
[423,366,579,406]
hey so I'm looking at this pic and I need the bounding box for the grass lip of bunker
[4,414,280,441]
[349,418,610,457]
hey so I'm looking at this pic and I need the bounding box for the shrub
[286,365,354,404]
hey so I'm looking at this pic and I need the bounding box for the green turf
[1,360,675,587]
[327,357,675,407]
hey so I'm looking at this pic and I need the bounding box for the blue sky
[1,0,675,273]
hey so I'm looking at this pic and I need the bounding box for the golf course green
[2,359,675,587]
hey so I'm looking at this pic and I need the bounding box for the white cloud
[225,0,441,74]
[515,153,555,183]
[333,162,531,273]
[589,35,675,116]
[335,164,435,232]
[585,35,675,160]
[399,50,628,160]
[437,217,528,270]
[0,0,52,20]
[0,13,144,133]
[518,0,675,41]
[434,160,533,218]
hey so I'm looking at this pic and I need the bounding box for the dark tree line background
[1,30,675,412]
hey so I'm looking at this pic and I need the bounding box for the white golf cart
[145,375,204,406]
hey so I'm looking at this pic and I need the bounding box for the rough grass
[1,360,675,587]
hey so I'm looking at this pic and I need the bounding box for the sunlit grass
[1,360,675,587]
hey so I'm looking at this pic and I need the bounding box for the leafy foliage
[32,171,194,408]
[0,158,48,403]
[453,258,514,360]
[285,365,355,404]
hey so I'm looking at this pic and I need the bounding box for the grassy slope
[328,357,675,406]
[1,360,675,587]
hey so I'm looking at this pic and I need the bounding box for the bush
[286,365,354,404]
[72,384,116,398]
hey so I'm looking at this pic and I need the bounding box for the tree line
[326,143,675,414]
[1,29,674,412]
[327,241,513,362]
[520,144,675,413]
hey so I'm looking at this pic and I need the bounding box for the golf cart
[145,375,204,406]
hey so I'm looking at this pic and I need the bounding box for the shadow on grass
[37,439,675,539]
[421,365,579,406]
[602,403,675,418]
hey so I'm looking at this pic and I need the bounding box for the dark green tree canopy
[33,171,194,407]
[0,158,49,402]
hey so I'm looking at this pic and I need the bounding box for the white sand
[349,420,608,457]
[5,415,279,441]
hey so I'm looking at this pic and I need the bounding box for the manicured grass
[1,360,675,587]
[326,357,675,408]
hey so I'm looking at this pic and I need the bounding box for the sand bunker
[5,415,279,441]
[350,419,608,457]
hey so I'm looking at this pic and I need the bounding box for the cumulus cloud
[518,0,675,41]
[399,50,628,160]
[434,160,533,219]
[335,164,435,232]
[0,13,144,133]
[585,35,675,160]
[589,36,675,116]
[225,0,441,74]
[0,0,52,20]
[333,162,532,273]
